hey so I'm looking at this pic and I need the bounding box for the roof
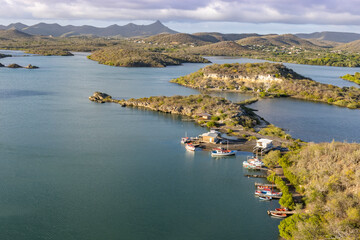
[257,138,273,144]
[201,132,219,138]
[198,113,212,117]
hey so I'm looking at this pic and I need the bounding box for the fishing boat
[211,148,236,157]
[270,212,287,218]
[257,185,272,190]
[275,208,288,211]
[259,196,272,201]
[185,143,196,151]
[243,156,265,169]
[255,190,282,197]
[265,191,282,197]
[181,137,190,144]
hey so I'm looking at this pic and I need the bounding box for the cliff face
[171,62,305,91]
[171,62,360,109]
[203,73,283,84]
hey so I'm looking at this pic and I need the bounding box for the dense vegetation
[341,72,360,85]
[266,171,295,210]
[258,124,292,139]
[264,52,360,67]
[0,53,10,58]
[2,31,360,68]
[90,92,259,128]
[184,41,250,56]
[88,47,210,67]
[171,63,360,109]
[274,142,360,240]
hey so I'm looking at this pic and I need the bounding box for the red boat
[270,212,287,218]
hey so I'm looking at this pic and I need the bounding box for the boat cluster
[242,156,266,169]
[255,186,282,198]
[181,137,237,157]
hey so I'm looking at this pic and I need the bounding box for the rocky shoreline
[89,92,295,149]
[0,63,39,69]
[171,62,360,109]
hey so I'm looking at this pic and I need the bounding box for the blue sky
[1,0,360,34]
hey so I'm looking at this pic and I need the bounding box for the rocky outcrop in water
[25,64,39,69]
[89,92,113,103]
[7,63,23,68]
[5,63,39,69]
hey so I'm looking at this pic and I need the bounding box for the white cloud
[0,0,360,25]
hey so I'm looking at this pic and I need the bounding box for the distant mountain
[0,29,33,39]
[7,22,28,30]
[237,34,318,48]
[187,41,250,56]
[143,33,214,46]
[335,39,360,52]
[296,31,360,43]
[0,20,177,37]
[193,32,260,42]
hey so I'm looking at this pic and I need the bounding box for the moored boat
[185,143,196,151]
[259,196,272,201]
[243,156,265,169]
[270,212,287,218]
[211,148,236,157]
[181,137,190,144]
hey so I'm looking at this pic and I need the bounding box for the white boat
[211,148,236,157]
[185,143,196,151]
[181,137,190,144]
[243,156,265,169]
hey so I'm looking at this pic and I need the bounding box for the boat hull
[211,151,236,157]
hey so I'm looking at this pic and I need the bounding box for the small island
[341,72,360,85]
[171,62,360,109]
[24,49,74,56]
[88,47,210,67]
[6,63,39,69]
[0,53,11,58]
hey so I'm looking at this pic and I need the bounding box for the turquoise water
[0,52,359,239]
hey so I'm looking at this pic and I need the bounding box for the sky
[1,0,360,34]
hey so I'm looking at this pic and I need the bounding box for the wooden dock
[254,182,277,187]
[267,210,295,215]
[256,193,282,199]
[245,174,268,178]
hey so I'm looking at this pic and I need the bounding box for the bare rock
[89,92,112,103]
[7,63,23,68]
[25,64,39,69]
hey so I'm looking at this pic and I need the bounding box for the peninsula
[171,62,360,109]
[341,72,360,85]
[88,47,210,67]
[89,92,296,149]
[263,142,360,239]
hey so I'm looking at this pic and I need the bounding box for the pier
[267,210,295,215]
[256,193,282,199]
[254,182,277,187]
[244,174,268,178]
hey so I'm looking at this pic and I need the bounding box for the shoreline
[89,92,297,152]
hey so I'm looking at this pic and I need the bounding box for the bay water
[0,52,359,239]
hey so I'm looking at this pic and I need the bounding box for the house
[197,113,212,120]
[201,130,220,143]
[254,138,274,153]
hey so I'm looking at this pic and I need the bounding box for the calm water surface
[0,52,359,239]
